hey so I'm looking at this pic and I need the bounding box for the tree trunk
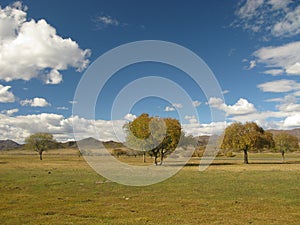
[243,149,248,164]
[281,150,285,163]
[154,155,158,165]
[143,152,146,163]
[39,151,43,160]
[159,153,164,165]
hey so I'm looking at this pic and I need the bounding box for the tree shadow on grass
[0,161,8,164]
[185,162,236,167]
[181,160,300,167]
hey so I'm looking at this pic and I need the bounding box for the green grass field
[1,150,300,224]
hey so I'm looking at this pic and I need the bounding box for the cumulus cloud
[257,79,300,93]
[0,111,225,143]
[124,113,136,121]
[20,97,51,107]
[284,114,300,127]
[43,69,63,85]
[209,97,257,116]
[192,100,201,107]
[182,122,226,137]
[1,108,18,116]
[0,2,90,83]
[164,106,175,112]
[276,95,300,113]
[0,110,299,143]
[254,41,300,75]
[0,84,15,102]
[184,115,198,124]
[165,103,184,112]
[0,113,128,143]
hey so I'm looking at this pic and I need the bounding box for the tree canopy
[124,113,182,165]
[274,132,299,161]
[221,122,274,164]
[25,133,57,160]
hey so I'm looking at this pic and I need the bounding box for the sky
[0,0,300,143]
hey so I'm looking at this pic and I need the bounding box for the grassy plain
[0,149,300,224]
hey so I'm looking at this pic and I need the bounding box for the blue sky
[0,0,300,142]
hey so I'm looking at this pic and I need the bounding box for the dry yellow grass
[0,150,300,224]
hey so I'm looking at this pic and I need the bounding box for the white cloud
[267,0,292,10]
[164,106,175,112]
[96,16,119,26]
[262,69,284,76]
[69,100,78,105]
[172,103,183,108]
[0,113,128,143]
[192,100,201,107]
[286,63,300,75]
[284,114,300,127]
[182,122,226,137]
[124,113,136,121]
[272,5,300,37]
[222,90,230,95]
[264,97,283,102]
[254,41,300,76]
[234,0,296,37]
[276,95,300,113]
[184,115,198,124]
[0,111,226,143]
[93,15,125,30]
[248,60,256,69]
[20,97,51,107]
[0,110,298,144]
[0,2,90,83]
[209,97,256,116]
[1,108,18,116]
[43,69,63,84]
[236,0,264,20]
[257,79,300,93]
[294,91,300,96]
[57,106,68,110]
[0,84,15,102]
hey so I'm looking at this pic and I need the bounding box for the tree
[221,122,274,164]
[25,133,56,160]
[124,114,182,165]
[274,132,299,162]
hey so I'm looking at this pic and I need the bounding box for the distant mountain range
[0,129,299,151]
[268,128,300,140]
[0,140,21,150]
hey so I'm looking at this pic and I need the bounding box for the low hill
[75,137,104,149]
[102,140,125,149]
[0,140,21,150]
[195,135,210,146]
[268,128,300,140]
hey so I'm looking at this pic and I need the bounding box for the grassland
[0,149,300,224]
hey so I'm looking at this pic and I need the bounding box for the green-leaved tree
[274,132,299,162]
[124,113,181,165]
[25,133,57,160]
[221,122,274,164]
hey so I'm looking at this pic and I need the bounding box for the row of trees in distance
[25,114,299,163]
